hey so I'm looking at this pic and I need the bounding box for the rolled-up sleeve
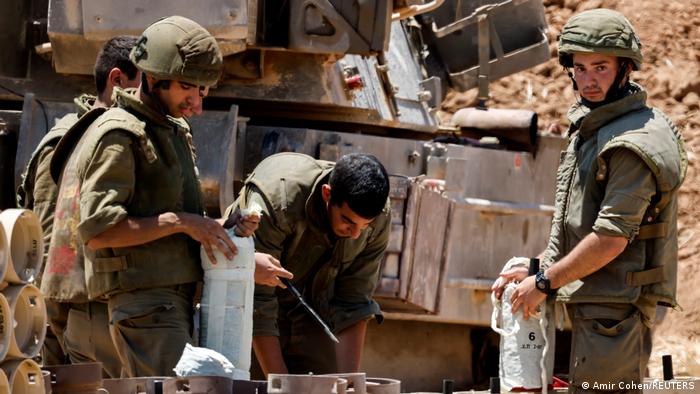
[328,214,390,333]
[593,148,656,241]
[244,188,288,337]
[77,131,135,243]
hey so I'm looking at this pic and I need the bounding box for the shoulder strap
[50,107,107,183]
[50,107,158,183]
[95,108,157,163]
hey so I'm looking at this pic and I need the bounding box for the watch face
[536,280,546,290]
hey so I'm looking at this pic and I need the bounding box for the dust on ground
[441,0,700,377]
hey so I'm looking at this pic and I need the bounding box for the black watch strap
[535,271,557,295]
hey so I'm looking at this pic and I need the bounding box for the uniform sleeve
[247,189,287,260]
[241,186,289,337]
[77,131,135,243]
[328,213,390,333]
[593,148,657,240]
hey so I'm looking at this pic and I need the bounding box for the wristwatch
[535,271,557,295]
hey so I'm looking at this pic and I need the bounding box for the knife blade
[280,277,339,343]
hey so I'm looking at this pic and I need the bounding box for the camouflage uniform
[18,95,121,377]
[544,9,687,393]
[225,153,390,375]
[49,16,222,377]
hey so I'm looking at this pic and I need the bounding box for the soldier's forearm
[545,232,628,289]
[85,212,185,250]
[252,336,288,376]
[334,319,368,373]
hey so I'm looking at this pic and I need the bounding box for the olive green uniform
[18,95,122,377]
[64,88,203,377]
[543,84,686,393]
[225,153,390,375]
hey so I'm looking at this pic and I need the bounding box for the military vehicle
[0,0,566,390]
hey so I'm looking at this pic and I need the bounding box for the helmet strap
[603,59,631,102]
[141,73,152,96]
[141,73,170,116]
[567,67,589,108]
[566,68,578,91]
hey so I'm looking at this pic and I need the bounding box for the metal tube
[444,194,555,217]
[452,107,538,152]
[392,0,446,21]
[446,278,494,291]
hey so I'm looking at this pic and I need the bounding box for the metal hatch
[422,0,550,91]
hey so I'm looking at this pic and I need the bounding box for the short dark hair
[94,36,139,94]
[329,153,390,219]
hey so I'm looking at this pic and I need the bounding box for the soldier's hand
[491,266,528,300]
[180,213,237,263]
[255,253,293,288]
[224,208,261,237]
[509,275,546,320]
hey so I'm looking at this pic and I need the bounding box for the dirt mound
[442,0,700,376]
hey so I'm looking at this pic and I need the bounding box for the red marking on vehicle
[345,75,363,90]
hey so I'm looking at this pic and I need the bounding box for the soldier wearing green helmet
[493,9,686,392]
[48,16,259,377]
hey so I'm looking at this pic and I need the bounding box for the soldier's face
[322,185,374,239]
[156,80,209,118]
[572,53,620,102]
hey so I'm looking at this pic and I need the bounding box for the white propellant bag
[492,257,555,393]
[199,203,261,380]
[174,343,236,378]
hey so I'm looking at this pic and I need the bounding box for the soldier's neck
[139,88,169,117]
[95,87,112,109]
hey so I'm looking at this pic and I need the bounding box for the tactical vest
[50,89,204,299]
[42,108,106,302]
[551,92,686,308]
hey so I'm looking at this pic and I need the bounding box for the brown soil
[442,0,700,377]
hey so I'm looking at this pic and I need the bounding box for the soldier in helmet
[492,9,686,392]
[47,16,256,377]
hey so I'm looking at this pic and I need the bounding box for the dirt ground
[442,0,700,378]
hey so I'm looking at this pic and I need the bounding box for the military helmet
[130,16,223,86]
[558,9,643,70]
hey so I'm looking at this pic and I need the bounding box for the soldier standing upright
[49,16,238,377]
[493,9,686,393]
